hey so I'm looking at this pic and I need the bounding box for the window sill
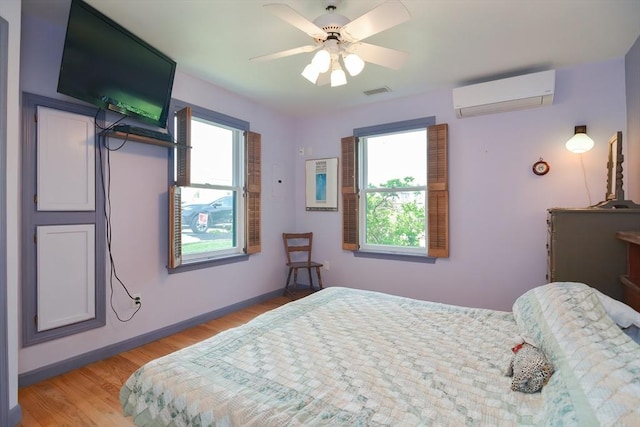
[168,253,249,273]
[353,251,437,264]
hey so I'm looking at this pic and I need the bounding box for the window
[341,119,448,260]
[167,102,261,270]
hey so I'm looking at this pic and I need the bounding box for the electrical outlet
[132,293,142,309]
[323,261,330,271]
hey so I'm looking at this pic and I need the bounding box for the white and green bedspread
[120,284,640,426]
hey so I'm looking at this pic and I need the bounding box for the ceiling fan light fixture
[343,53,365,76]
[311,49,331,73]
[330,64,347,87]
[301,63,320,84]
[258,0,412,88]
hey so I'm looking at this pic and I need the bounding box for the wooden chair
[282,232,323,297]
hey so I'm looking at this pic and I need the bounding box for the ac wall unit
[453,70,555,118]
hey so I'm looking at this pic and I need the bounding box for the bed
[120,283,640,426]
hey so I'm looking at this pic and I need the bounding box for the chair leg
[284,268,293,296]
[307,267,314,291]
[292,268,299,293]
[315,266,323,290]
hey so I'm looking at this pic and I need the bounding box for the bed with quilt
[120,282,640,426]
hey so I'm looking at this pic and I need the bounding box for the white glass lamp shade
[311,49,331,73]
[565,125,595,153]
[343,53,365,76]
[301,63,320,84]
[330,67,347,87]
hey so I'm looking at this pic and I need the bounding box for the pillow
[511,282,640,425]
[511,282,605,351]
[592,289,640,328]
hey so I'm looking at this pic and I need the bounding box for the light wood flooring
[17,292,305,427]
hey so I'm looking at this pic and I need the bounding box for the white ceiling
[22,0,640,117]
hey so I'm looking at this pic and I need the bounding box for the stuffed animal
[506,337,554,393]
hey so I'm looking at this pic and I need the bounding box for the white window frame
[180,122,245,262]
[359,131,427,255]
[354,117,436,258]
[168,100,251,270]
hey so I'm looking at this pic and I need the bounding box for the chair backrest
[282,232,313,265]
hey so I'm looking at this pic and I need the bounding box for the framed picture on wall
[305,157,339,211]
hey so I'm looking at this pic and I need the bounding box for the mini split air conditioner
[452,70,555,118]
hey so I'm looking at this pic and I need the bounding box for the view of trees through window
[366,179,426,247]
[362,129,427,251]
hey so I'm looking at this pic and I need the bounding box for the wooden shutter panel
[175,107,191,187]
[169,107,190,268]
[341,136,358,250]
[428,190,448,257]
[246,131,261,254]
[168,185,182,268]
[427,123,449,258]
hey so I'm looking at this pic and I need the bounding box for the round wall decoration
[532,159,550,176]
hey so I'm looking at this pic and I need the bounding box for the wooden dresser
[616,231,640,311]
[547,208,640,301]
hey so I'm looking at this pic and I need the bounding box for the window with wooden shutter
[168,185,182,268]
[341,136,358,250]
[167,101,260,270]
[342,118,449,259]
[427,123,449,258]
[246,131,261,254]
[175,107,191,187]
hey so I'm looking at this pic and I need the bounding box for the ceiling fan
[251,0,411,87]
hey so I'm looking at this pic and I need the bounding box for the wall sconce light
[565,125,595,153]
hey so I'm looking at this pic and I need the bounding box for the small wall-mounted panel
[36,224,96,332]
[37,106,95,211]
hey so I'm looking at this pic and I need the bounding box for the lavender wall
[18,11,298,373]
[16,3,631,375]
[626,35,640,201]
[293,60,628,311]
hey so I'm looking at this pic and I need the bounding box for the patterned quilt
[120,284,640,426]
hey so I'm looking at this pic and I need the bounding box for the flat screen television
[57,0,176,128]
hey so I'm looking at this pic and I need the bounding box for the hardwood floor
[17,293,304,427]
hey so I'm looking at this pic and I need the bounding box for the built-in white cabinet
[36,106,95,211]
[22,93,106,346]
[36,224,95,331]
[34,107,97,333]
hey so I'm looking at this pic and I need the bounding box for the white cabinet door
[36,224,95,332]
[37,106,95,211]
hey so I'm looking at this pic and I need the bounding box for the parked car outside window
[181,196,233,233]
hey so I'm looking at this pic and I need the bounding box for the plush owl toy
[506,336,555,393]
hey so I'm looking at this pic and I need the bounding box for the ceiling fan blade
[348,43,408,70]
[250,45,319,62]
[340,0,411,43]
[264,4,327,40]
